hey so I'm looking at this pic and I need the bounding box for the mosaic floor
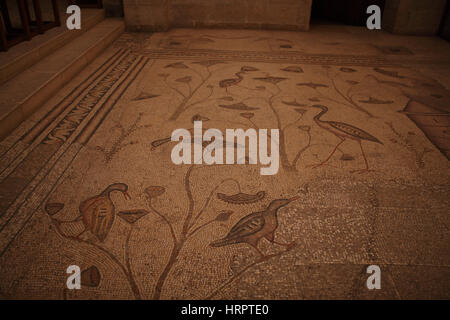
[0,25,449,299]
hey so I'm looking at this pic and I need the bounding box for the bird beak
[123,191,131,200]
[288,196,300,202]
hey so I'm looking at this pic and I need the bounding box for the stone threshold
[0,9,106,86]
[0,18,125,142]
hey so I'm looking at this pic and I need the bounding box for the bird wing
[224,212,265,241]
[328,121,382,144]
[80,197,114,242]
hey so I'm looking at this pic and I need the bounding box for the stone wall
[103,0,124,17]
[124,0,312,32]
[383,0,447,35]
[124,0,170,31]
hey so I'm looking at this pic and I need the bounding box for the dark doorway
[311,0,386,26]
[439,1,450,41]
[70,0,103,8]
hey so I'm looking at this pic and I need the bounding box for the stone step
[0,8,106,86]
[0,18,125,142]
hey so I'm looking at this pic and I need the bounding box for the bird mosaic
[219,71,245,92]
[79,183,131,241]
[48,183,132,242]
[307,104,383,173]
[210,196,300,256]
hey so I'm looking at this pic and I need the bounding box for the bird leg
[351,141,376,174]
[74,228,88,240]
[308,139,345,169]
[272,240,296,249]
[247,242,266,258]
[265,234,296,250]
